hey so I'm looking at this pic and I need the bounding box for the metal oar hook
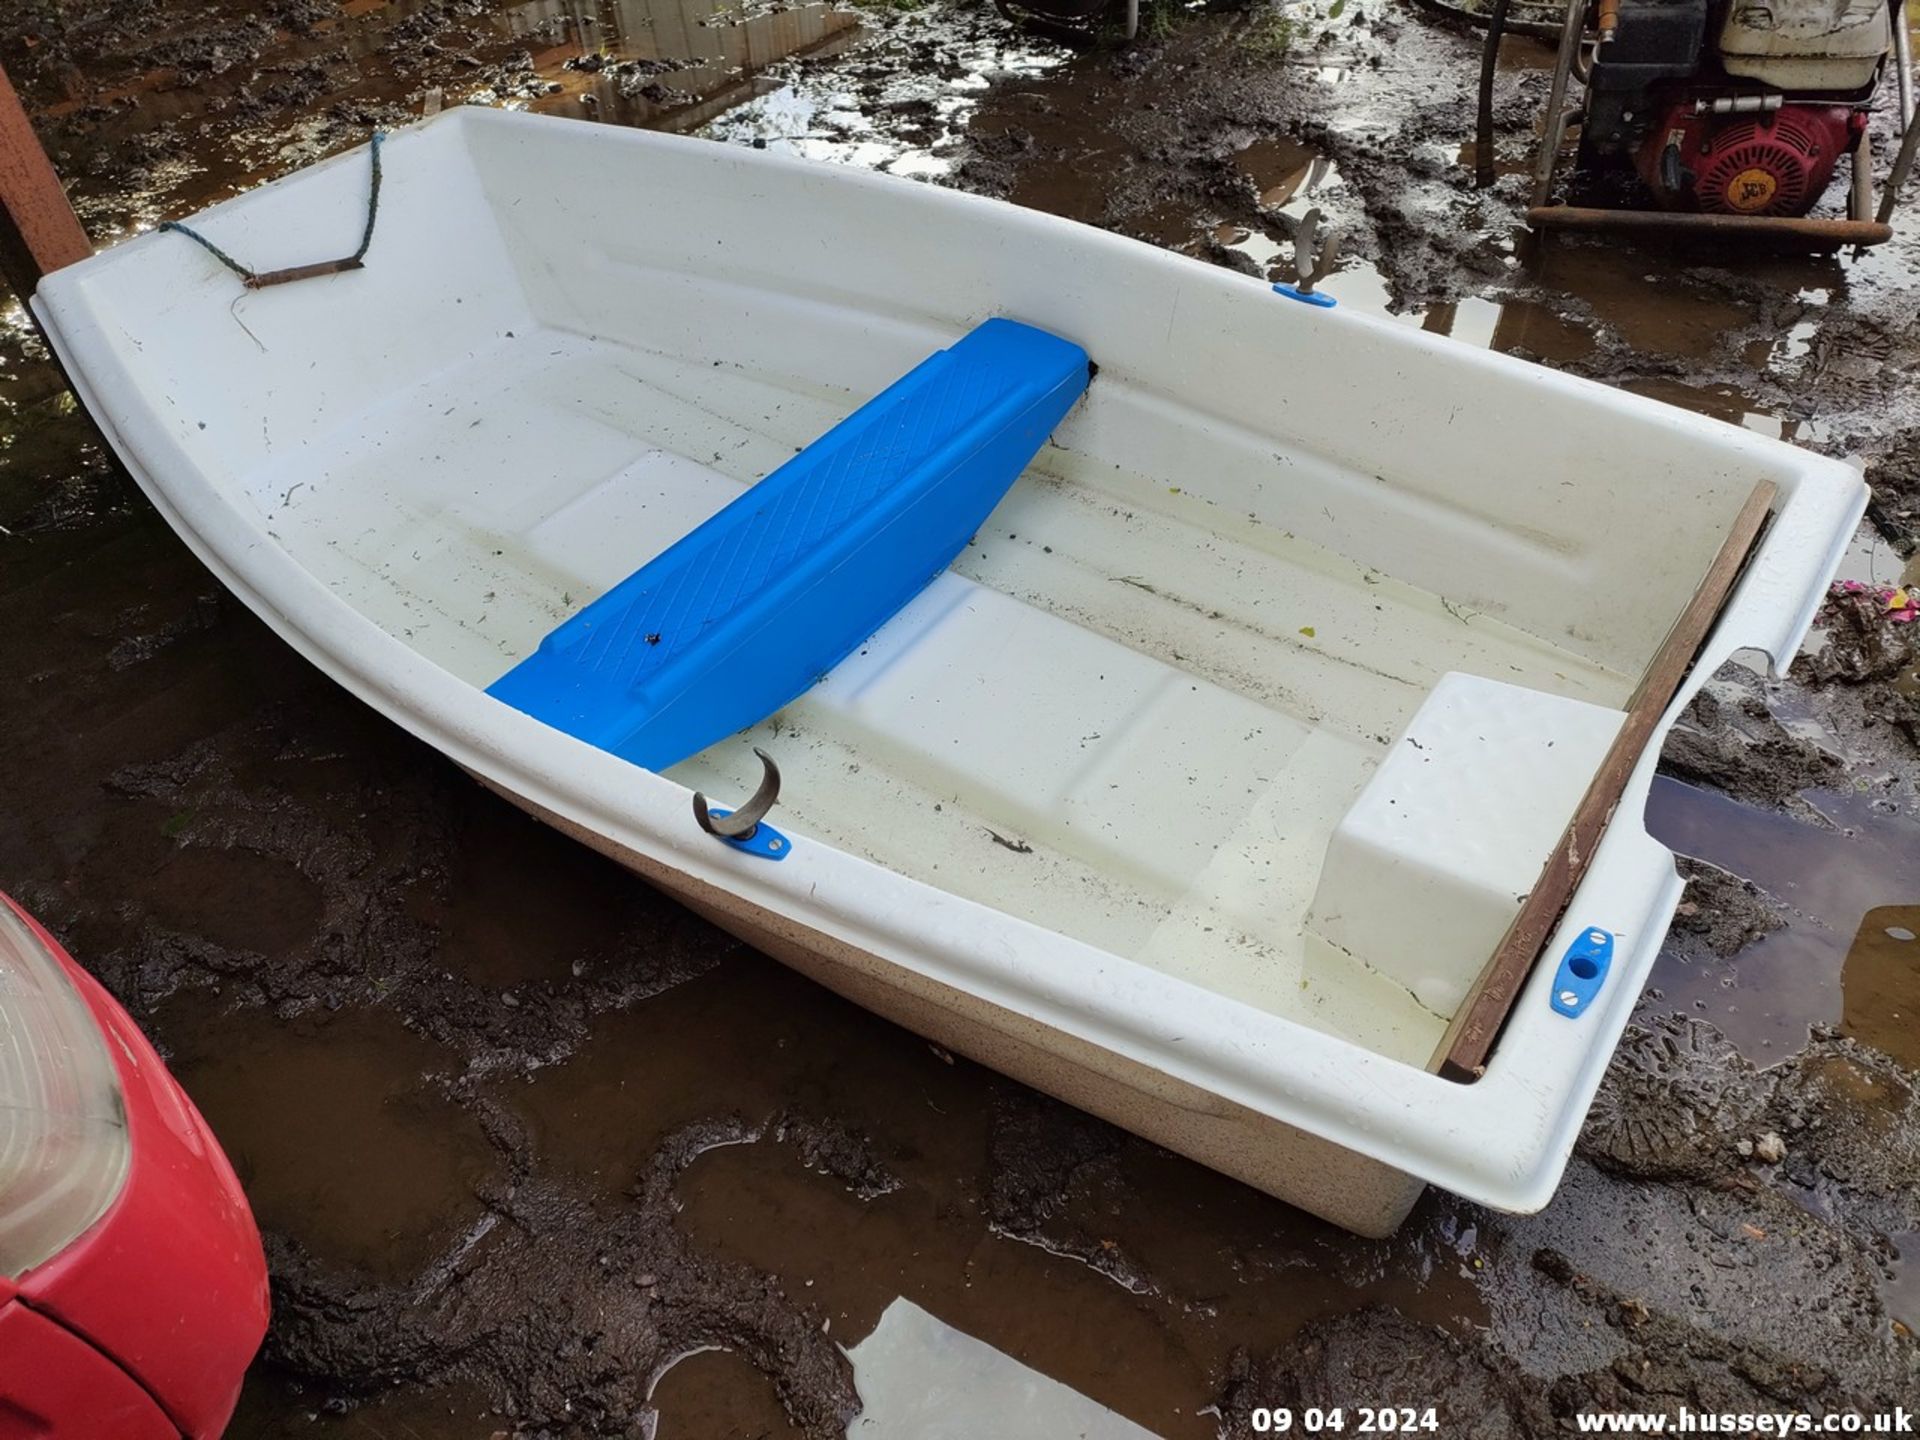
[1284,206,1343,296]
[1271,206,1344,309]
[693,747,782,840]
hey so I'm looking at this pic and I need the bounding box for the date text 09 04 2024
[1250,1408,1441,1434]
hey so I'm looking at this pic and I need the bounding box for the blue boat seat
[488,318,1092,771]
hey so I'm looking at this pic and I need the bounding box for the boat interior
[66,111,1772,1069]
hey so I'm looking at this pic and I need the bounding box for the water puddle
[1532,245,1760,359]
[497,954,1490,1439]
[1886,1229,1920,1338]
[1197,131,1799,421]
[162,997,500,1283]
[505,0,866,133]
[1644,778,1920,1064]
[1840,907,1920,1070]
[502,958,961,1187]
[651,1346,802,1437]
[1421,294,1595,360]
[132,846,325,957]
[1234,133,1331,213]
[676,1138,1224,1438]
[226,1376,501,1437]
[846,1298,1160,1438]
[705,11,1072,177]
[7,0,891,233]
[673,1140,1485,1439]
[409,793,642,990]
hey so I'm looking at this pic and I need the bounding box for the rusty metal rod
[1881,4,1920,226]
[246,257,366,289]
[1895,0,1914,131]
[1880,95,1920,224]
[1527,204,1895,243]
[1475,0,1514,187]
[1851,125,1875,222]
[1531,0,1589,208]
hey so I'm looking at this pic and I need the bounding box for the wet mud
[3,0,1920,1434]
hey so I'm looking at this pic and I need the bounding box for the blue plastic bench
[488,318,1092,771]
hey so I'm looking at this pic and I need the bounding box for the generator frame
[1512,0,1920,244]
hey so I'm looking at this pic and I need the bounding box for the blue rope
[159,218,256,283]
[348,130,384,264]
[161,131,385,288]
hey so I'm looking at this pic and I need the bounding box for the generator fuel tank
[1719,0,1890,92]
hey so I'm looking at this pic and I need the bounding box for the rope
[350,129,384,264]
[161,131,385,289]
[159,221,257,282]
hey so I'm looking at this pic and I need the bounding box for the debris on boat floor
[3,0,1919,1434]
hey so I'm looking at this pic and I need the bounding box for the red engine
[1635,104,1866,217]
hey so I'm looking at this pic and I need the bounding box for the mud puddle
[1640,522,1920,1070]
[650,1347,800,1439]
[505,0,866,135]
[503,960,1484,1438]
[1646,778,1920,1065]
[226,1376,502,1438]
[1845,909,1920,1071]
[161,996,500,1285]
[1,0,881,236]
[1889,1231,1920,1337]
[214,947,1504,1439]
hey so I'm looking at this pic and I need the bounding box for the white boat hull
[34,105,1865,1233]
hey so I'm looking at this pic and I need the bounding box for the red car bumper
[3,899,269,1439]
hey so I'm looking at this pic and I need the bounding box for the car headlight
[0,899,131,1278]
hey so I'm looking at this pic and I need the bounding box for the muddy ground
[2,0,1918,1435]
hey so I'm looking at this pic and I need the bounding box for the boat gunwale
[31,105,1870,1214]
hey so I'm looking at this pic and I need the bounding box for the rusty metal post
[1894,0,1914,132]
[1881,99,1920,225]
[1850,125,1875,223]
[1530,0,1589,209]
[0,60,93,301]
[1526,204,1895,243]
[1881,6,1920,227]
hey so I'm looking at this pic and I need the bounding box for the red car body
[0,896,268,1439]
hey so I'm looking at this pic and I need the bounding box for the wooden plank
[1431,479,1779,1083]
[0,60,92,301]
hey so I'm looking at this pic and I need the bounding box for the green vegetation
[1242,3,1305,57]
[1241,0,1353,58]
[1136,0,1182,39]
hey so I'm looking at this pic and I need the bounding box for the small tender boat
[33,107,1862,1235]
